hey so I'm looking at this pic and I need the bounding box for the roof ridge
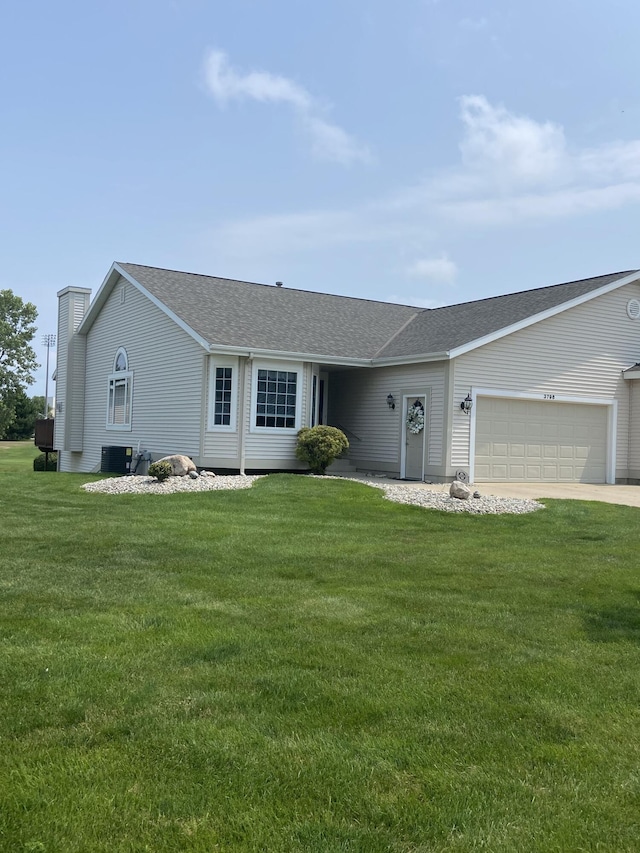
[117,262,421,311]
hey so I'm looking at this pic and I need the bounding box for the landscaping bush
[33,452,57,471]
[296,425,349,475]
[148,460,172,482]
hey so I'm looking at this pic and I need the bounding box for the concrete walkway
[342,474,640,508]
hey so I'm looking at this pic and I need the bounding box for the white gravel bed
[82,472,543,513]
[82,474,263,494]
[373,482,544,515]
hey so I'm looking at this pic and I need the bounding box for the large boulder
[156,454,197,476]
[450,479,472,500]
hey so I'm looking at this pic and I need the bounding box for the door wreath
[406,403,425,434]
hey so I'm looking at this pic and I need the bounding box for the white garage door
[474,397,608,483]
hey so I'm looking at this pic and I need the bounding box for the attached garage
[473,396,609,483]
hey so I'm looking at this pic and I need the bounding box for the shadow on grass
[583,593,640,643]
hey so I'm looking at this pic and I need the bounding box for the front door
[404,396,426,480]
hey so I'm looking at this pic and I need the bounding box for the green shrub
[33,452,58,471]
[296,425,349,475]
[148,460,173,482]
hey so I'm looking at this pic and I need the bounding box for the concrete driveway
[469,481,640,508]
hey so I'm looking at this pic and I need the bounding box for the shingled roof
[377,270,638,358]
[114,263,639,362]
[118,263,418,360]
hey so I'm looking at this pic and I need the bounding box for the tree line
[0,289,39,440]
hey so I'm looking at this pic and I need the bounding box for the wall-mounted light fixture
[460,392,473,414]
[387,394,396,410]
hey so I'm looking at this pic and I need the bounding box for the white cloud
[458,95,566,185]
[303,116,374,166]
[205,50,310,109]
[203,49,372,165]
[406,255,457,284]
[205,95,640,270]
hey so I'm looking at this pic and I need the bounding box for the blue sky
[3,0,640,394]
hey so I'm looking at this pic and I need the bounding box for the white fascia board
[449,271,640,360]
[75,264,121,334]
[209,343,372,367]
[76,263,211,350]
[115,264,212,350]
[372,351,449,367]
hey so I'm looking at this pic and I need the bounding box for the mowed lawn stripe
[1,455,639,851]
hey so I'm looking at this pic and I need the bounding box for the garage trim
[468,388,617,484]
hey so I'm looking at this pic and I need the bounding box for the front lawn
[0,439,40,471]
[1,458,639,851]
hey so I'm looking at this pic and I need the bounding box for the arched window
[107,348,133,429]
[114,348,128,372]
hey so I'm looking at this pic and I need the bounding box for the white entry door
[403,396,426,480]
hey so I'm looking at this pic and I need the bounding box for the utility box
[101,445,133,474]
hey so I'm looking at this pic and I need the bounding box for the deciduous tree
[0,290,38,437]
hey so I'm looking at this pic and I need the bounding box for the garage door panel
[475,397,607,483]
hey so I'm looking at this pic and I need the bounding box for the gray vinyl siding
[242,359,309,469]
[450,282,640,477]
[628,379,640,479]
[54,294,69,456]
[202,355,240,465]
[67,334,86,450]
[55,288,91,470]
[329,363,446,475]
[70,276,205,472]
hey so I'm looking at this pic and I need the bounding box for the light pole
[42,334,56,418]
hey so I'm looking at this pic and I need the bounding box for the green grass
[0,439,40,471]
[1,448,640,851]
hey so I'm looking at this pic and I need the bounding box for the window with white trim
[106,348,132,430]
[251,362,301,431]
[207,356,238,431]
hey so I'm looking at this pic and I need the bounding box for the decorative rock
[188,470,199,479]
[200,470,216,478]
[156,454,197,476]
[450,479,472,500]
[473,490,481,499]
[82,474,544,513]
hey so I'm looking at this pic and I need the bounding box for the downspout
[628,378,633,481]
[238,356,248,475]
